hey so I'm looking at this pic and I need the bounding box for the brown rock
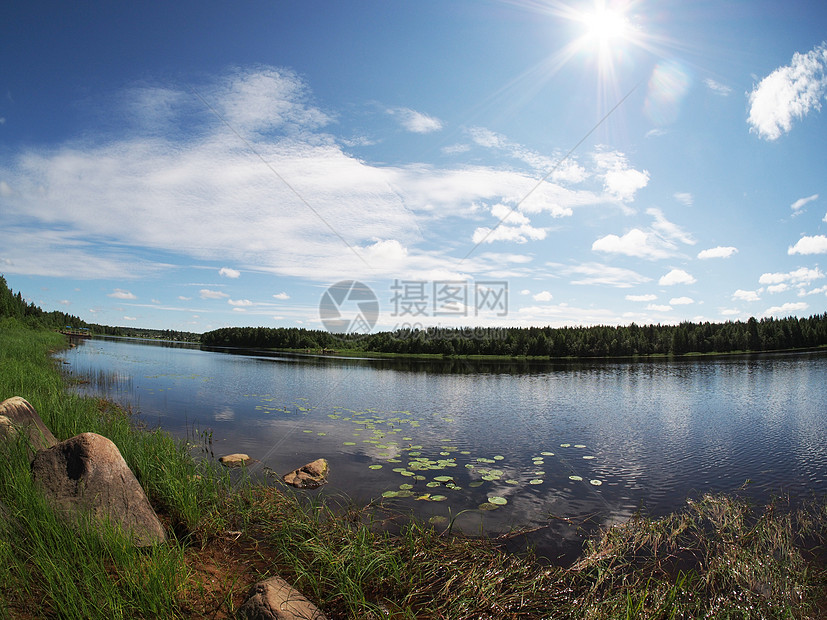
[0,396,58,453]
[31,432,166,546]
[219,453,251,467]
[237,575,327,620]
[282,458,329,489]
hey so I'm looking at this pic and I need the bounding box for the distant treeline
[201,313,827,358]
[0,275,199,342]
[0,275,90,330]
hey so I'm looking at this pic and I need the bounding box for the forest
[0,276,198,341]
[201,312,827,358]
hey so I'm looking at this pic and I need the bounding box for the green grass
[2,316,826,618]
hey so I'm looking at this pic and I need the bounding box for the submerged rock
[31,432,166,546]
[0,396,58,454]
[282,458,329,489]
[237,575,327,620]
[219,453,251,467]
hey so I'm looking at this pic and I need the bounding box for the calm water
[58,337,827,562]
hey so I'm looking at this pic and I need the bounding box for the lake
[58,337,827,563]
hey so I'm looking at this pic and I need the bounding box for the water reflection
[59,338,827,561]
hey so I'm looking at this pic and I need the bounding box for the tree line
[201,313,827,358]
[0,276,198,341]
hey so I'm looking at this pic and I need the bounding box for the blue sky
[2,1,827,333]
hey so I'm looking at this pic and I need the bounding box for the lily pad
[433,475,453,483]
[488,496,508,505]
[478,502,500,511]
[589,479,603,486]
[343,441,356,446]
[399,483,413,490]
[368,464,383,470]
[529,479,543,485]
[568,475,583,481]
[430,495,447,502]
[541,451,555,456]
[382,490,400,498]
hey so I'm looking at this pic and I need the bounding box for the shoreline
[2,318,826,618]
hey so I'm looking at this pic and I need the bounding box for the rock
[219,453,250,467]
[0,396,58,453]
[31,432,166,546]
[282,458,329,489]
[237,575,327,620]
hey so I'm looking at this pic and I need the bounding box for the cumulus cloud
[626,294,657,302]
[389,107,443,134]
[659,269,696,286]
[593,149,650,202]
[669,296,694,305]
[228,298,253,306]
[759,267,823,285]
[698,246,738,259]
[733,289,761,302]
[748,43,827,140]
[219,267,240,278]
[533,290,553,302]
[592,229,669,259]
[108,288,136,299]
[762,301,809,318]
[647,303,672,312]
[788,235,827,255]
[273,292,290,300]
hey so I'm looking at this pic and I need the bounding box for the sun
[580,6,630,45]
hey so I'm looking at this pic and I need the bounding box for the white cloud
[626,294,657,302]
[200,289,229,299]
[389,107,443,134]
[790,193,819,211]
[799,285,827,296]
[698,246,738,259]
[647,208,695,246]
[669,296,694,305]
[593,150,650,202]
[533,290,553,302]
[733,289,761,302]
[646,304,672,312]
[766,283,789,294]
[759,267,824,285]
[472,223,546,244]
[704,78,732,96]
[659,269,696,286]
[788,235,827,255]
[556,262,651,288]
[748,43,827,140]
[219,267,241,278]
[108,288,136,300]
[273,292,290,300]
[674,192,693,206]
[228,298,253,306]
[123,316,138,321]
[762,302,809,318]
[592,229,668,259]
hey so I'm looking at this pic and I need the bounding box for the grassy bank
[1,317,826,618]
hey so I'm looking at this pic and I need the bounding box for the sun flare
[581,6,630,44]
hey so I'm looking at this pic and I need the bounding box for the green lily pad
[433,475,453,483]
[343,441,356,446]
[575,444,586,449]
[368,464,382,470]
[493,455,504,460]
[488,496,508,505]
[505,479,520,485]
[430,495,447,502]
[469,481,484,488]
[569,475,583,481]
[399,483,413,490]
[582,455,595,460]
[590,479,603,486]
[560,443,571,448]
[382,490,400,498]
[479,502,499,511]
[541,451,555,456]
[426,481,441,488]
[529,479,543,485]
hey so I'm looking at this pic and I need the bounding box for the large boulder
[219,453,251,467]
[0,396,58,453]
[282,459,329,489]
[31,432,166,546]
[237,575,327,620]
